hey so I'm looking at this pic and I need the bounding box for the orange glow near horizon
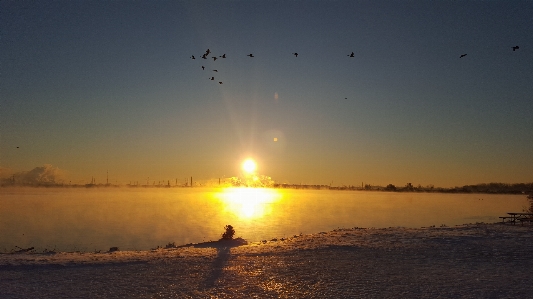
[216,187,282,219]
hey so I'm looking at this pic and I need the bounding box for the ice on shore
[1,224,533,298]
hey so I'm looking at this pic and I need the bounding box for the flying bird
[212,56,217,61]
[219,54,226,58]
[460,54,467,58]
[201,66,205,70]
[210,77,214,80]
[293,52,298,57]
[205,48,211,56]
[190,55,195,59]
[512,46,519,51]
[201,54,207,59]
[247,54,254,57]
[219,82,223,84]
[213,70,218,72]
[347,52,354,57]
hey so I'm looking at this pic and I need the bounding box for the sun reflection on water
[215,187,282,219]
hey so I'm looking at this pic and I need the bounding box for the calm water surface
[0,187,528,252]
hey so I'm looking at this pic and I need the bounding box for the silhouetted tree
[403,183,414,192]
[386,184,396,191]
[221,225,235,240]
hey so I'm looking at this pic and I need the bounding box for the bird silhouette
[460,54,467,58]
[347,52,354,57]
[219,54,226,58]
[293,52,298,57]
[210,77,214,80]
[213,70,218,72]
[190,55,195,59]
[219,82,223,84]
[512,46,519,51]
[201,66,205,70]
[247,54,254,57]
[212,56,218,61]
[205,48,211,56]
[201,54,207,59]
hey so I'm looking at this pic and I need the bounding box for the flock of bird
[190,48,232,84]
[189,48,362,84]
[191,46,521,84]
[460,46,519,58]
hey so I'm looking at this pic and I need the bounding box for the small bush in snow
[221,225,235,240]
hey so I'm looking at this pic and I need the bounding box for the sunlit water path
[0,187,528,252]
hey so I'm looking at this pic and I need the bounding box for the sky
[1,1,532,187]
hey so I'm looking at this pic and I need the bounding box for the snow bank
[1,224,532,298]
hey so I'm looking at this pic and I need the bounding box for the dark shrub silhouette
[221,225,235,240]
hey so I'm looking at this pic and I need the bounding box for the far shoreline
[1,182,532,195]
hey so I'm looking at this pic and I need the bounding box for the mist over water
[0,187,528,252]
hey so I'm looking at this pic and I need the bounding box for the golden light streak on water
[214,187,282,220]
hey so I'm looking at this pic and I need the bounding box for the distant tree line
[271,182,533,194]
[381,182,533,194]
[297,182,532,194]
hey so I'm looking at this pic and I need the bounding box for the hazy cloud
[2,164,66,185]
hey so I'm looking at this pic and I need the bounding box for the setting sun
[242,159,257,174]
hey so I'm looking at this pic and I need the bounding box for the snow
[1,224,533,298]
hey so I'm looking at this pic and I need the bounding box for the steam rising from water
[229,173,275,187]
[0,164,65,185]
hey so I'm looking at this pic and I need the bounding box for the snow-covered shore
[1,223,533,298]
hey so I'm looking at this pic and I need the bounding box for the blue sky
[1,1,532,187]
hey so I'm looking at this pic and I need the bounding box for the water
[0,187,528,252]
